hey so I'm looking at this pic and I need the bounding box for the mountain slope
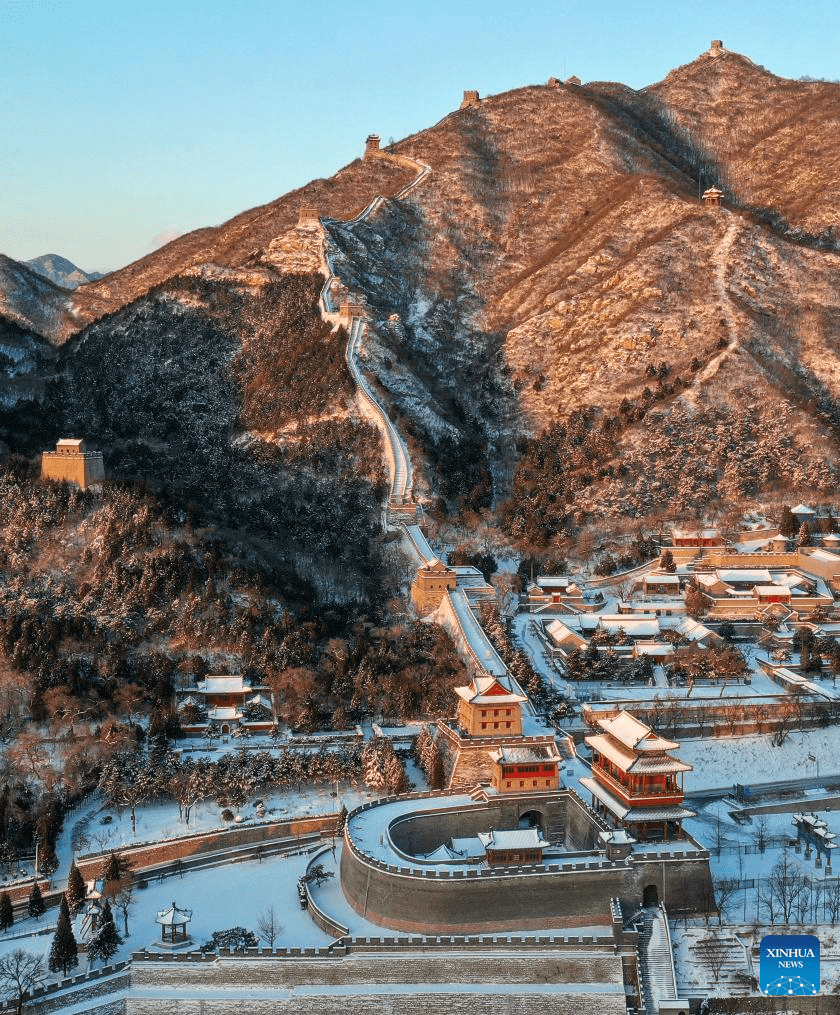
[3,44,840,533]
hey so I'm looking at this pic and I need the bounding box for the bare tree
[824,879,840,923]
[0,949,45,1015]
[714,878,740,925]
[698,931,727,983]
[751,815,770,854]
[761,850,809,925]
[256,905,282,949]
[114,886,135,937]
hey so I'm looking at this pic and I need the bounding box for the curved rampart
[304,847,350,940]
[339,792,714,934]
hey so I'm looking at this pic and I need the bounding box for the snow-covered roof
[454,682,527,706]
[489,744,560,764]
[449,836,486,858]
[792,504,816,515]
[774,573,807,588]
[717,569,773,584]
[423,843,464,862]
[419,556,451,574]
[199,676,247,694]
[595,711,680,752]
[57,438,85,448]
[633,643,674,657]
[545,620,588,649]
[598,617,660,638]
[586,733,690,773]
[536,576,570,589]
[599,828,635,846]
[644,573,680,585]
[677,618,718,643]
[478,828,548,851]
[207,707,240,720]
[580,778,695,822]
[156,901,192,926]
[803,548,840,563]
[755,585,791,597]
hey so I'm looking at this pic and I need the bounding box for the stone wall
[339,789,713,933]
[124,947,627,1015]
[387,794,567,857]
[127,992,624,1015]
[74,813,336,884]
[707,997,839,1014]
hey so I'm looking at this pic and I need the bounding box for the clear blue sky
[2,0,838,273]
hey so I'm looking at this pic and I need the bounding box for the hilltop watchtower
[460,90,480,109]
[709,39,724,57]
[364,134,381,159]
[297,206,320,228]
[41,438,104,490]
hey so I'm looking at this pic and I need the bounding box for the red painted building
[489,745,561,793]
[581,711,694,842]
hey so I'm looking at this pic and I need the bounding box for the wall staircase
[639,905,678,1013]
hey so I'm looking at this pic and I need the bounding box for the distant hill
[25,253,105,289]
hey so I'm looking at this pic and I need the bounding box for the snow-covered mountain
[2,42,840,528]
[25,253,104,289]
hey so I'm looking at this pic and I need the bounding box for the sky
[2,0,839,274]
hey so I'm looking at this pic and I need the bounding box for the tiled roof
[596,711,679,752]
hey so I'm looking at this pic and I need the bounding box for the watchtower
[411,557,457,615]
[460,90,480,109]
[364,134,381,159]
[297,206,320,228]
[709,39,724,57]
[41,438,105,490]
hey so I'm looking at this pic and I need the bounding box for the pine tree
[362,738,387,793]
[779,505,798,538]
[383,750,408,795]
[88,899,122,966]
[27,882,45,921]
[48,896,78,976]
[65,862,86,917]
[101,851,131,897]
[0,891,13,932]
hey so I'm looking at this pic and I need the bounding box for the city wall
[339,792,714,933]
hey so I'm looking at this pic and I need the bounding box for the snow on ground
[0,848,334,977]
[678,727,840,792]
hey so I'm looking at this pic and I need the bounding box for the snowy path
[440,588,509,678]
[345,316,413,503]
[316,150,431,508]
[684,216,742,392]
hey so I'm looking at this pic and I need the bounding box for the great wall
[9,114,710,1015]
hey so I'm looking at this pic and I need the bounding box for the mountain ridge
[2,43,840,534]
